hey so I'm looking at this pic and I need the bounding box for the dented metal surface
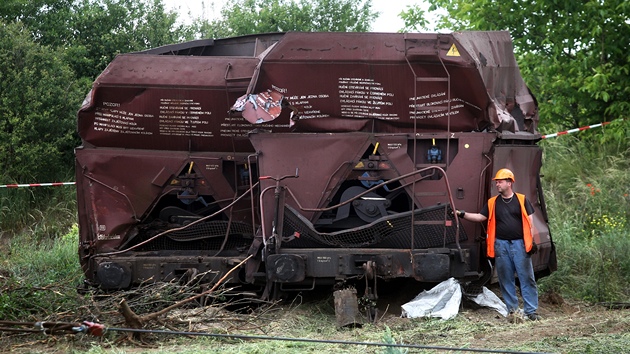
[76,31,555,292]
[231,90,287,124]
[77,32,537,151]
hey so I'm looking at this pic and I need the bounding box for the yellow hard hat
[493,168,515,182]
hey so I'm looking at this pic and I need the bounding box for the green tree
[0,0,75,47]
[0,21,84,183]
[401,1,630,303]
[0,1,196,231]
[68,0,196,79]
[0,0,198,181]
[0,0,199,188]
[402,0,630,135]
[197,0,377,38]
[1,0,195,80]
[398,4,429,32]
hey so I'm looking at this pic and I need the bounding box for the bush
[0,20,81,233]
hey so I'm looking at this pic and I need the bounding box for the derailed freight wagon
[76,32,557,302]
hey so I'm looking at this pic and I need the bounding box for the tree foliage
[398,5,429,33]
[402,0,630,138]
[2,0,195,80]
[0,0,197,185]
[0,0,75,47]
[197,0,378,38]
[67,0,195,79]
[400,1,630,304]
[0,21,83,182]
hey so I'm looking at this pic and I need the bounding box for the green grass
[0,186,76,240]
[0,224,82,320]
[538,132,630,302]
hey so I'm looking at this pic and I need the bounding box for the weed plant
[538,128,630,302]
[0,183,76,240]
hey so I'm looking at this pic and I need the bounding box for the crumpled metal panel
[251,132,372,221]
[135,33,283,56]
[452,31,538,133]
[231,90,286,124]
[250,130,497,251]
[248,31,538,134]
[77,31,538,153]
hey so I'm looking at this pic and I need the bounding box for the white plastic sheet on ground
[401,278,462,320]
[468,285,509,317]
[401,278,508,320]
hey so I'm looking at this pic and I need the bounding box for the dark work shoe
[526,313,542,321]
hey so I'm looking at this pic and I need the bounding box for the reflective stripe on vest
[486,193,533,257]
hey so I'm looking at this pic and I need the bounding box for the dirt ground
[455,302,629,351]
[1,282,628,353]
[377,286,630,353]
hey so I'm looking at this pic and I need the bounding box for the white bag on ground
[400,278,509,319]
[468,286,509,317]
[401,278,461,320]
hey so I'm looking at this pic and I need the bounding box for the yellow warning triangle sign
[446,43,460,57]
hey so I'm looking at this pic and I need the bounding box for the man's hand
[449,209,465,218]
[527,241,538,255]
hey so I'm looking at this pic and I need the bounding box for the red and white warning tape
[0,182,75,188]
[541,121,612,139]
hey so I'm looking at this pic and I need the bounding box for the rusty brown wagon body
[76,31,556,297]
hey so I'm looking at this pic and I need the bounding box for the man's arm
[456,210,488,222]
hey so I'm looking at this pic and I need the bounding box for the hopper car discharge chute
[76,32,556,305]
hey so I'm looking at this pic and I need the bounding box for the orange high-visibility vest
[486,193,533,258]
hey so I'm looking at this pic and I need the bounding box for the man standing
[456,168,541,321]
